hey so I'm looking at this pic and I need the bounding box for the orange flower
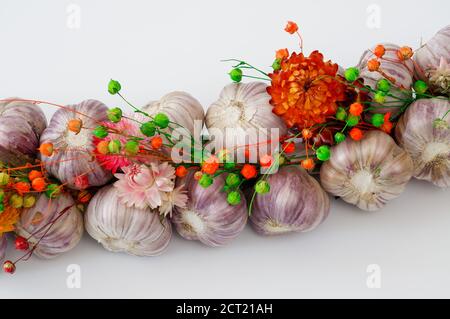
[397,46,413,61]
[0,206,20,234]
[241,164,257,180]
[28,170,43,181]
[301,158,315,170]
[381,112,393,134]
[367,59,381,72]
[267,50,346,129]
[276,48,289,60]
[67,118,83,134]
[284,21,298,34]
[349,103,364,116]
[31,177,46,192]
[349,128,363,141]
[374,45,386,58]
[39,143,54,157]
[14,182,30,196]
[202,156,219,175]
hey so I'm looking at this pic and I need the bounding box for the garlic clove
[15,193,83,259]
[172,171,248,247]
[396,98,450,187]
[320,130,414,211]
[250,166,330,236]
[85,185,172,256]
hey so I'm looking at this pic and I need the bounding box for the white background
[1,0,450,298]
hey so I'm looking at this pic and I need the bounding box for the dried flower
[284,21,298,34]
[0,206,20,234]
[159,185,188,217]
[429,57,450,95]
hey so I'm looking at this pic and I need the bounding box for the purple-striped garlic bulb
[85,185,172,256]
[250,166,329,236]
[396,98,450,187]
[172,172,248,247]
[414,25,450,96]
[0,98,47,166]
[358,43,414,115]
[40,100,112,189]
[320,130,414,211]
[0,234,6,262]
[15,193,83,259]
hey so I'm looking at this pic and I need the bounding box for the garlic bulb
[40,100,112,189]
[414,25,450,95]
[320,130,414,211]
[85,185,172,256]
[172,172,248,247]
[15,193,83,259]
[250,166,329,236]
[0,234,6,262]
[396,98,450,187]
[0,98,47,165]
[142,91,204,135]
[205,82,287,157]
[358,43,414,115]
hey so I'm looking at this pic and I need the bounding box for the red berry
[241,164,257,180]
[3,261,16,274]
[15,236,29,251]
[175,165,188,178]
[259,154,273,168]
[282,142,295,154]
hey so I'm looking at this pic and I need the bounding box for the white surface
[0,0,449,298]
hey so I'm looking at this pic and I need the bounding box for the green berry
[336,107,347,121]
[9,194,23,209]
[374,91,387,104]
[225,173,241,188]
[371,113,385,128]
[229,68,243,82]
[93,126,108,138]
[377,79,391,93]
[153,113,170,129]
[125,140,140,155]
[316,145,331,161]
[108,79,121,95]
[45,184,61,199]
[199,174,213,188]
[227,191,241,206]
[140,121,156,137]
[108,140,121,153]
[414,80,428,94]
[344,67,360,82]
[334,132,346,144]
[0,172,10,186]
[0,203,4,213]
[272,59,281,71]
[0,190,4,202]
[107,107,123,123]
[255,180,270,194]
[346,115,359,127]
[223,162,236,170]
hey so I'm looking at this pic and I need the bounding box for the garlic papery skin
[250,166,330,236]
[0,234,6,262]
[395,98,450,187]
[414,25,450,96]
[40,100,112,189]
[0,98,47,166]
[205,82,287,157]
[85,185,172,256]
[15,193,83,259]
[320,130,414,211]
[172,172,248,247]
[142,91,205,135]
[358,43,414,115]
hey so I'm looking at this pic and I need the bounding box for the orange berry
[374,44,386,58]
[150,136,163,149]
[259,154,273,168]
[194,171,203,180]
[241,164,257,180]
[31,177,46,192]
[28,170,43,181]
[39,143,54,157]
[202,156,219,175]
[349,103,364,116]
[397,46,413,61]
[96,140,109,155]
[301,158,315,170]
[276,48,289,60]
[67,118,82,134]
[175,165,188,178]
[301,128,313,140]
[284,21,298,34]
[349,128,364,141]
[14,182,30,196]
[367,59,381,72]
[282,142,295,154]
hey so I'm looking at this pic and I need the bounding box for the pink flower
[113,162,176,210]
